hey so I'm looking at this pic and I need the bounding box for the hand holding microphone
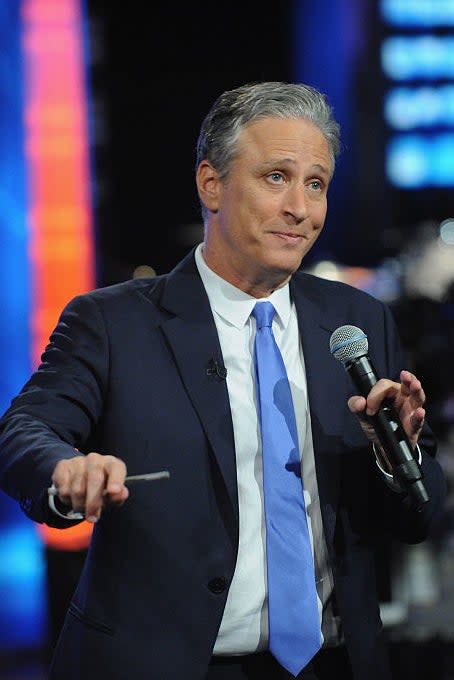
[330,325,429,509]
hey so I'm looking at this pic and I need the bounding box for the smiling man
[0,82,446,680]
[199,116,331,297]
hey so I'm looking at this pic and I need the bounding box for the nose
[282,185,308,225]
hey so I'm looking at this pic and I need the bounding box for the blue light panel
[381,0,454,27]
[0,527,46,647]
[382,1,454,188]
[387,134,454,188]
[384,86,454,129]
[0,0,46,652]
[382,36,454,80]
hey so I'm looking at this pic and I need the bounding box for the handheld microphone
[330,325,429,509]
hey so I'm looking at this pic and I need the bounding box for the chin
[272,252,305,273]
[264,260,300,284]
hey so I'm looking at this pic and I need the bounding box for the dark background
[85,0,454,287]
[87,1,293,284]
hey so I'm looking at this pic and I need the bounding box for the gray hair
[196,81,341,178]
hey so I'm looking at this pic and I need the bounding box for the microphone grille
[330,325,368,364]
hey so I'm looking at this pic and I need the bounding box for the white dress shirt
[194,244,336,655]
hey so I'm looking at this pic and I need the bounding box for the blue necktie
[252,301,321,676]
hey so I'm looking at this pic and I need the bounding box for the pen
[47,470,170,520]
[48,470,170,497]
[123,471,170,483]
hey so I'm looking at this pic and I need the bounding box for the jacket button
[208,577,227,594]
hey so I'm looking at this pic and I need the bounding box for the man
[0,82,446,679]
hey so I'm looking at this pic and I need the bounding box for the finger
[364,379,400,416]
[347,395,367,414]
[392,372,426,449]
[409,405,426,435]
[401,370,426,408]
[348,395,380,445]
[52,456,85,506]
[103,456,128,499]
[103,458,129,510]
[84,454,129,522]
[399,370,413,396]
[84,453,111,522]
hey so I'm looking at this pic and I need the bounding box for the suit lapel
[290,275,349,546]
[157,252,239,521]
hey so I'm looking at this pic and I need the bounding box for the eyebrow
[311,163,330,176]
[264,157,331,177]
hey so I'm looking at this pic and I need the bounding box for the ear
[196,160,221,213]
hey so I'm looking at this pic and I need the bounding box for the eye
[309,180,322,191]
[267,171,285,184]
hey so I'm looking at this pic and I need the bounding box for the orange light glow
[22,0,95,549]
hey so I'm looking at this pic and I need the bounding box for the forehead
[236,117,331,171]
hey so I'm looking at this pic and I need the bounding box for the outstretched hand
[347,369,426,452]
[51,452,129,523]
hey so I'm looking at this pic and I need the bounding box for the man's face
[199,117,332,296]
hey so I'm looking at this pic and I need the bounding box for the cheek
[228,189,266,229]
[219,182,251,218]
[236,184,262,211]
[219,182,280,235]
[244,187,280,222]
[313,200,327,228]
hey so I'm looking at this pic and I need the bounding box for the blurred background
[1,0,454,678]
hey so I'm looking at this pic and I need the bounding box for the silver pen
[47,470,170,520]
[123,471,170,483]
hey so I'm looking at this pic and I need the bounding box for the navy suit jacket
[0,249,446,679]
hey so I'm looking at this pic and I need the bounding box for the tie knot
[252,301,276,330]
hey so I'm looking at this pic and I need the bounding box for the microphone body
[330,326,429,509]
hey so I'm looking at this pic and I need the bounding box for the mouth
[269,231,307,243]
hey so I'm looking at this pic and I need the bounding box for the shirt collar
[194,243,292,330]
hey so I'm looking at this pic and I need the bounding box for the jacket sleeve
[0,293,109,525]
[370,301,447,543]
